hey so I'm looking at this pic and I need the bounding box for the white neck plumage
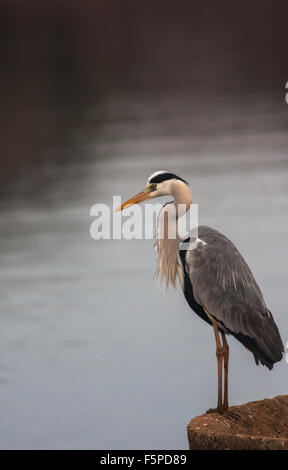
[155,180,192,289]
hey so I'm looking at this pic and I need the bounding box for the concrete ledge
[187,395,288,450]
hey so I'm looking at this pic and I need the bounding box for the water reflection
[0,98,287,448]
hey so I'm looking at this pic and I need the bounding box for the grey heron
[115,170,284,411]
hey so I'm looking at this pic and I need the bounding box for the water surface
[0,99,287,449]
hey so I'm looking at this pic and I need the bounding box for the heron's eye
[150,184,157,191]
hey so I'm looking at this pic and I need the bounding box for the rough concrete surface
[187,395,288,450]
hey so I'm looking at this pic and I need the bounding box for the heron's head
[114,171,189,211]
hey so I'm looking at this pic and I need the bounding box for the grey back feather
[184,226,284,366]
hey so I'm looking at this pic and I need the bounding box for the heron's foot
[206,407,224,414]
[222,409,240,420]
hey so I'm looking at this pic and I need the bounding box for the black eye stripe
[149,173,188,185]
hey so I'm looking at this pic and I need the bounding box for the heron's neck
[156,181,192,289]
[171,181,192,217]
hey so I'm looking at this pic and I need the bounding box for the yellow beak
[114,187,152,212]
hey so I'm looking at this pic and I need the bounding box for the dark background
[1,0,287,185]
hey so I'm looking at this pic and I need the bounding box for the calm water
[0,99,287,449]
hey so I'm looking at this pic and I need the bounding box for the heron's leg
[221,331,229,410]
[211,319,223,411]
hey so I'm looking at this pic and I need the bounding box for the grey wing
[185,226,284,369]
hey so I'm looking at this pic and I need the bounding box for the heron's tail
[232,310,284,370]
